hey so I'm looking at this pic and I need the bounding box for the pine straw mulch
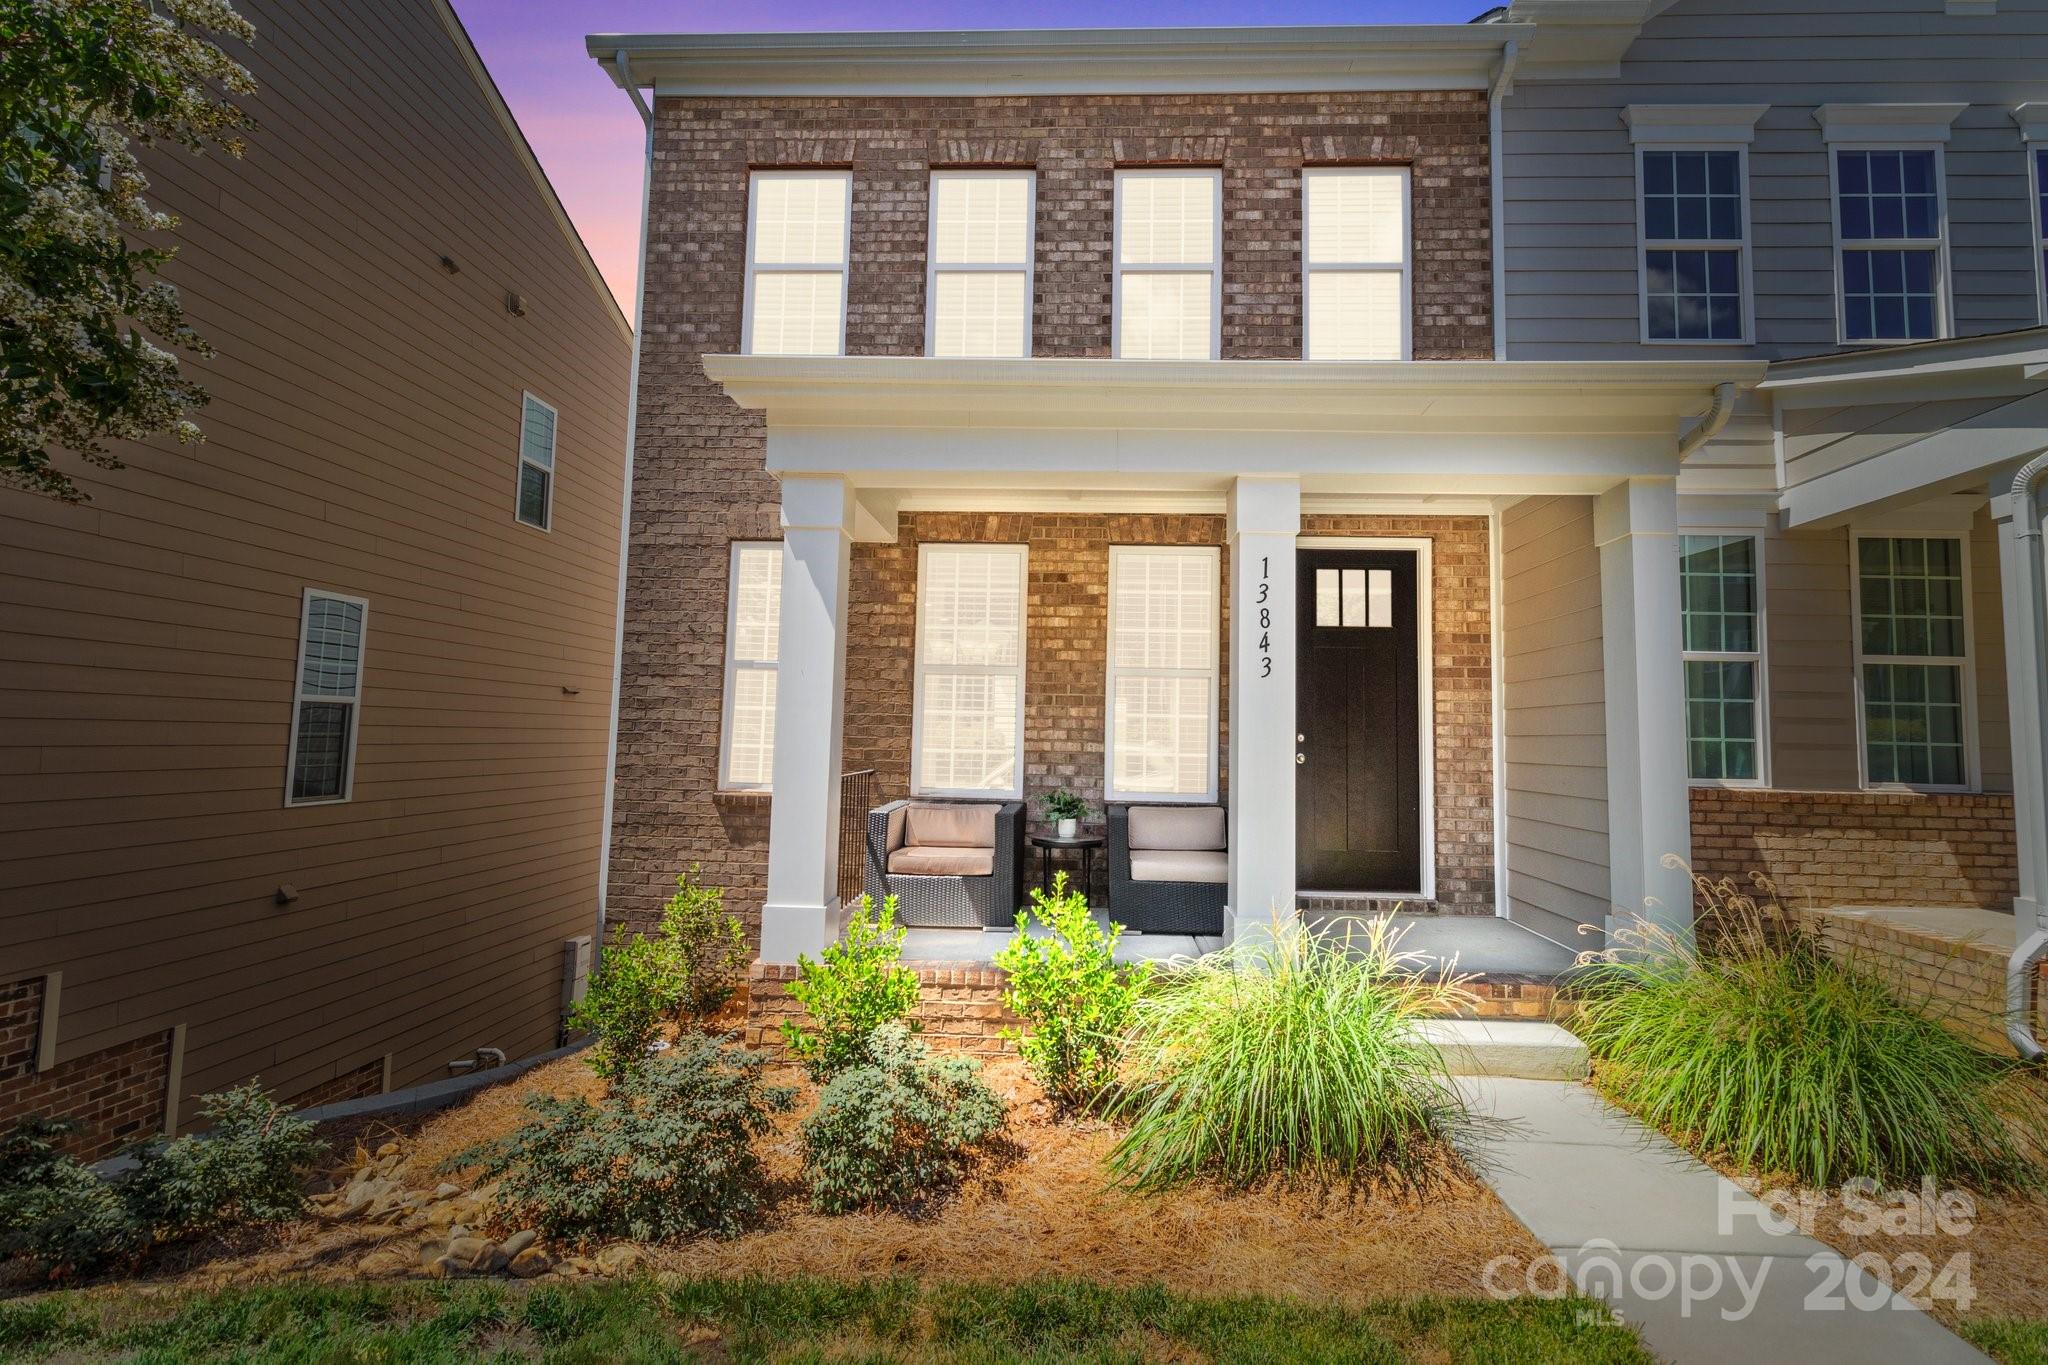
[127,1047,1550,1310]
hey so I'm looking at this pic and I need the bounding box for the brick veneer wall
[0,975,175,1161]
[1798,908,2048,1053]
[745,963,1021,1058]
[288,1058,387,1110]
[1689,788,2019,909]
[608,89,1494,938]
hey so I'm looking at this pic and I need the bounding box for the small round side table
[1028,831,1105,900]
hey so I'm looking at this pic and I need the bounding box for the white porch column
[760,475,855,964]
[1226,476,1301,942]
[1991,472,2048,933]
[1594,477,1693,940]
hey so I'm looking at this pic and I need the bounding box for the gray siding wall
[1503,0,2048,360]
[1500,496,1610,942]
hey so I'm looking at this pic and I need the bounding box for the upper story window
[1302,167,1410,361]
[1639,149,1750,343]
[1680,535,1764,784]
[286,589,368,806]
[1856,535,1971,789]
[1834,149,1947,342]
[720,543,782,791]
[744,170,851,356]
[515,393,555,530]
[1113,169,1221,360]
[927,171,1034,358]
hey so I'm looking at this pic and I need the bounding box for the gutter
[1676,381,1737,461]
[1487,39,1520,360]
[593,52,655,952]
[2006,449,2048,1060]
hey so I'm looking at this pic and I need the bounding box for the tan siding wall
[1499,496,1608,941]
[0,0,631,1124]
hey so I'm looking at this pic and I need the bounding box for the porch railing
[838,768,878,907]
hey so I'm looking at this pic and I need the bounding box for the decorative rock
[595,1244,643,1276]
[434,1183,462,1200]
[443,1236,494,1273]
[555,1255,595,1277]
[447,1224,471,1242]
[357,1246,414,1276]
[418,1242,447,1269]
[375,1142,401,1158]
[425,1203,460,1230]
[424,1255,454,1279]
[508,1247,552,1279]
[499,1229,539,1259]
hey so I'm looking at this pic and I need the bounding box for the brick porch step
[1412,1018,1590,1081]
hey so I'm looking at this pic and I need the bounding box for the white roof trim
[1759,327,2048,405]
[1814,103,1970,145]
[1623,104,1769,145]
[2015,102,2048,143]
[587,25,1527,97]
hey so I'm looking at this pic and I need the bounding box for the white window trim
[1678,532,1771,789]
[1825,141,1956,346]
[1301,166,1412,362]
[911,543,1029,800]
[718,541,780,793]
[1632,145,1757,347]
[1111,167,1223,361]
[515,391,556,532]
[924,170,1036,358]
[740,169,853,358]
[283,587,369,808]
[1103,545,1221,805]
[1848,529,1979,794]
[2029,142,2048,325]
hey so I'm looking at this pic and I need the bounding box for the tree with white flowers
[1,0,255,502]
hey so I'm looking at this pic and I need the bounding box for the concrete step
[1413,1018,1590,1081]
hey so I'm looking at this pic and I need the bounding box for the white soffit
[1814,103,1969,144]
[588,25,1528,97]
[1623,104,1769,145]
[1758,328,2048,409]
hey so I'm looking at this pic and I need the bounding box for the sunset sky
[447,1,1485,313]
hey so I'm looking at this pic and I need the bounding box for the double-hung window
[1833,149,1946,342]
[2032,144,2048,319]
[1113,169,1221,360]
[1106,547,1219,803]
[285,589,368,806]
[914,545,1027,798]
[744,170,851,356]
[720,543,782,791]
[1857,536,1971,789]
[927,171,1034,357]
[1679,536,1763,783]
[1640,149,1749,342]
[1302,167,1410,360]
[515,393,556,530]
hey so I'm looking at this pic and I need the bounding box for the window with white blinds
[1106,546,1219,802]
[1114,169,1221,360]
[285,589,368,806]
[914,544,1027,798]
[721,543,782,790]
[927,171,1033,357]
[515,392,555,529]
[1303,167,1410,361]
[744,171,851,356]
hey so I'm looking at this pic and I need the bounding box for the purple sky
[449,1,1487,312]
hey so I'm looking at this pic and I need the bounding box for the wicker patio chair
[1107,803,1228,935]
[864,799,1025,929]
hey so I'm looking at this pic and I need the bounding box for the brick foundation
[1799,908,2047,1053]
[745,963,1022,1058]
[1689,787,2019,910]
[288,1058,387,1110]
[0,975,175,1162]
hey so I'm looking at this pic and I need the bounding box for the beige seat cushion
[903,802,1000,849]
[889,846,995,877]
[1127,805,1226,852]
[1129,848,1228,884]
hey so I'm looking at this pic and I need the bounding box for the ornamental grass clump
[1107,915,1476,1191]
[1568,867,2048,1191]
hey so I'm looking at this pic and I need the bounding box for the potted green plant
[1042,788,1089,839]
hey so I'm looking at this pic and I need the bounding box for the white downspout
[1676,382,1737,462]
[2004,450,2048,1059]
[1488,40,1520,360]
[593,52,655,949]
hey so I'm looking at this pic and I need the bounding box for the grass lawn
[0,1274,1655,1363]
[1964,1319,2048,1365]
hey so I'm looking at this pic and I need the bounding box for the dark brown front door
[1296,547,1423,892]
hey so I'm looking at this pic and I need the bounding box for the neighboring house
[0,0,632,1158]
[591,3,2047,1042]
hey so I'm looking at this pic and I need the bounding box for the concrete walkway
[1459,1076,1987,1364]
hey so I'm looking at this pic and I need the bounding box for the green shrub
[1107,916,1474,1191]
[0,1084,322,1279]
[455,1032,796,1244]
[661,868,750,1023]
[1569,873,2048,1189]
[779,895,921,1080]
[800,1024,1005,1214]
[994,872,1148,1113]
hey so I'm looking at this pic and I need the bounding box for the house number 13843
[1258,556,1272,678]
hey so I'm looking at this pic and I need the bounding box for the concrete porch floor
[901,910,1582,980]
